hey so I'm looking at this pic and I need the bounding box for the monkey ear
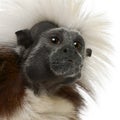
[86,48,92,57]
[15,29,33,49]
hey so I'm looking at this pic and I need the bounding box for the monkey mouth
[50,60,81,77]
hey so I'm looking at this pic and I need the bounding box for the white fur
[0,89,77,120]
[0,0,112,119]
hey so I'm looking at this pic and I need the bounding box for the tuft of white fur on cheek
[1,89,77,120]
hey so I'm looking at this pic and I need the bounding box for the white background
[83,0,120,120]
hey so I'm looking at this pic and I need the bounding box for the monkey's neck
[55,85,84,111]
[0,48,25,117]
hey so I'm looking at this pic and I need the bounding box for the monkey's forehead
[44,27,82,38]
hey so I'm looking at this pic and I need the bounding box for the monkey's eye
[73,41,81,49]
[50,36,61,44]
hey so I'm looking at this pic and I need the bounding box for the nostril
[63,48,67,53]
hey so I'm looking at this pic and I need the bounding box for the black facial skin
[15,21,92,93]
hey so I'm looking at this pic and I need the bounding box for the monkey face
[48,29,85,77]
[16,21,92,92]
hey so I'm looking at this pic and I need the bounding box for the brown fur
[0,47,25,117]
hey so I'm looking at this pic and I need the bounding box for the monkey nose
[62,46,75,54]
[62,46,77,57]
[63,48,68,53]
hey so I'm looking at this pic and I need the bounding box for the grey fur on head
[16,21,92,93]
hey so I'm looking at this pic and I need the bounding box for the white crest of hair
[0,0,112,119]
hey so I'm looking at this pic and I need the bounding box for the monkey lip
[67,59,73,63]
[51,59,73,64]
[50,60,80,76]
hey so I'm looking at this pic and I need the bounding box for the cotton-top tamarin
[0,21,92,120]
[0,0,111,120]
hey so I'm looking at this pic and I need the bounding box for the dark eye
[73,41,81,49]
[50,36,61,44]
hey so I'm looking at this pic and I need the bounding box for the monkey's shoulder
[0,47,20,76]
